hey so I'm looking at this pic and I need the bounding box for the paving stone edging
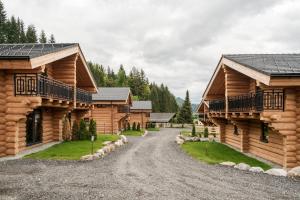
[80,135,128,161]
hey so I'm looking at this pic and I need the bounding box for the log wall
[224,123,241,149]
[224,66,250,97]
[0,71,6,157]
[130,112,150,129]
[296,89,300,166]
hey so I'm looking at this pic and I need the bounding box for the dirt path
[0,128,299,200]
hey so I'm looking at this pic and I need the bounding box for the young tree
[39,30,47,43]
[0,0,7,43]
[127,122,131,131]
[26,24,37,43]
[178,90,193,125]
[79,119,87,140]
[191,123,196,137]
[132,122,136,131]
[89,119,97,141]
[137,123,141,131]
[49,34,55,43]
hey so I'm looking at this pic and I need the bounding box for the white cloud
[3,0,299,103]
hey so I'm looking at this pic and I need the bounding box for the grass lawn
[25,134,120,160]
[121,130,144,136]
[181,141,271,170]
[147,127,160,131]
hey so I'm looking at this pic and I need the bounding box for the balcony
[14,73,92,104]
[118,105,130,113]
[209,89,284,113]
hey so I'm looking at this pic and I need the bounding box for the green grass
[25,134,120,160]
[147,127,160,131]
[181,141,271,170]
[121,130,144,136]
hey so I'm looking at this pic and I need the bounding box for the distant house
[130,101,152,129]
[92,87,132,133]
[199,54,300,169]
[0,43,97,157]
[149,113,176,128]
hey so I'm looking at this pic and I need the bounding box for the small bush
[137,123,141,131]
[204,127,209,138]
[192,124,196,137]
[89,119,97,141]
[71,120,79,140]
[127,122,131,131]
[132,122,137,131]
[79,119,88,140]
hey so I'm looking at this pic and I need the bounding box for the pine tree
[39,30,47,43]
[18,20,26,43]
[178,90,193,125]
[0,0,6,43]
[49,34,55,43]
[71,120,79,140]
[6,16,19,43]
[26,24,37,43]
[117,65,127,86]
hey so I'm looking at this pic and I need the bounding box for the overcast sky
[3,0,300,103]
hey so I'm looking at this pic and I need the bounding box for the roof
[0,43,78,59]
[224,54,300,76]
[131,101,152,110]
[92,87,131,101]
[149,113,175,123]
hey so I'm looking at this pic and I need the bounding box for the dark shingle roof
[0,43,78,59]
[92,87,130,101]
[131,101,152,110]
[149,113,175,123]
[224,54,300,76]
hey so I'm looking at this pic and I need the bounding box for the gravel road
[0,128,299,200]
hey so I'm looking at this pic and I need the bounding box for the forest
[88,62,179,113]
[0,0,55,43]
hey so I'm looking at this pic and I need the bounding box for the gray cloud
[3,0,297,103]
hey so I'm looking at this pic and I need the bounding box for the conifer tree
[49,34,55,43]
[0,0,6,43]
[6,16,19,43]
[26,24,38,43]
[178,90,193,125]
[39,30,47,43]
[117,65,127,86]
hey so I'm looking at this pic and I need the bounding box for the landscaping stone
[265,168,287,177]
[120,135,128,143]
[220,161,236,167]
[234,163,251,171]
[103,141,112,145]
[200,138,209,142]
[287,166,300,177]
[80,154,93,161]
[102,146,110,153]
[249,167,264,173]
[96,149,105,156]
[176,136,184,145]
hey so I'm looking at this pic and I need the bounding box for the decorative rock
[120,135,128,143]
[234,163,251,171]
[80,154,93,161]
[200,138,209,142]
[114,140,121,147]
[287,166,300,177]
[93,153,102,159]
[102,146,110,153]
[103,141,112,145]
[97,149,105,156]
[220,161,236,167]
[249,167,264,173]
[176,136,184,145]
[265,168,287,177]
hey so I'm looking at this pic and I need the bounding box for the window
[233,125,239,135]
[260,123,269,143]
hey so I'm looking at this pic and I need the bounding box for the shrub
[204,127,209,138]
[132,122,136,131]
[71,120,79,140]
[79,119,88,140]
[137,123,141,131]
[62,117,71,141]
[192,124,196,137]
[89,119,97,141]
[127,122,131,131]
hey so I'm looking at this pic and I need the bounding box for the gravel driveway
[0,128,299,200]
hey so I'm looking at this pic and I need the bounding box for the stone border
[175,134,212,144]
[220,162,300,177]
[142,130,148,137]
[80,135,128,161]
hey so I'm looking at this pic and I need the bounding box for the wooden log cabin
[199,54,300,169]
[91,87,132,134]
[149,113,175,128]
[0,43,97,157]
[130,101,152,129]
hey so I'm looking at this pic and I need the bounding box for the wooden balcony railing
[14,73,92,104]
[209,89,284,113]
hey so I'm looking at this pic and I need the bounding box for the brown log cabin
[130,101,152,129]
[0,43,97,157]
[91,87,132,133]
[198,54,300,169]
